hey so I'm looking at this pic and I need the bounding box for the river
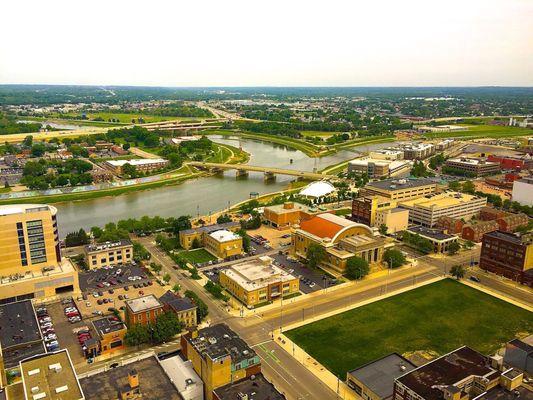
[54,136,393,236]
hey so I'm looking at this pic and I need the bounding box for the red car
[66,311,79,318]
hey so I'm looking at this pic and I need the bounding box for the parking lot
[78,264,149,292]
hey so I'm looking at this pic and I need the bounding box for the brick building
[124,295,164,327]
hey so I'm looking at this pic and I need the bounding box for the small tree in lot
[383,249,406,269]
[163,273,171,284]
[151,262,162,275]
[306,243,326,269]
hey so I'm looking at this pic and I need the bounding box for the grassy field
[300,130,335,137]
[286,279,532,378]
[51,112,204,124]
[178,248,217,264]
[423,124,532,139]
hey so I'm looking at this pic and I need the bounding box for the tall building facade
[0,204,79,303]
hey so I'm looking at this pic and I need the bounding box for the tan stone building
[359,178,437,201]
[84,239,133,269]
[292,213,389,274]
[204,230,243,259]
[179,221,240,250]
[352,196,409,233]
[219,256,299,307]
[0,204,79,303]
[263,201,330,229]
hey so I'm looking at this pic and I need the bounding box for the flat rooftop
[159,355,203,396]
[85,239,132,253]
[366,178,436,192]
[79,356,181,400]
[348,353,416,399]
[474,384,532,400]
[125,294,162,313]
[213,374,285,400]
[399,191,483,210]
[484,230,532,245]
[187,323,257,364]
[264,202,319,215]
[180,221,240,235]
[106,158,167,167]
[447,158,499,166]
[92,316,126,338]
[19,350,84,400]
[0,204,56,217]
[221,256,296,292]
[209,229,240,243]
[407,226,457,241]
[0,300,42,349]
[396,346,498,400]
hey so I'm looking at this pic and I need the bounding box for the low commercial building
[263,201,328,229]
[393,346,522,400]
[79,355,182,400]
[204,230,243,259]
[405,226,459,253]
[159,291,197,328]
[480,231,533,287]
[292,213,388,274]
[17,350,84,400]
[512,176,533,206]
[181,324,261,400]
[105,158,169,174]
[359,178,437,201]
[124,294,164,327]
[219,256,299,307]
[487,154,533,171]
[347,353,416,400]
[398,192,487,227]
[0,204,80,303]
[85,316,127,358]
[83,239,133,269]
[444,158,500,177]
[159,355,204,400]
[348,158,411,178]
[0,300,45,383]
[213,374,284,400]
[179,221,240,250]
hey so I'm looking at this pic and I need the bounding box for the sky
[1,0,532,87]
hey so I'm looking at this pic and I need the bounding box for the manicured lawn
[286,279,532,378]
[52,112,202,124]
[178,248,217,264]
[300,130,335,137]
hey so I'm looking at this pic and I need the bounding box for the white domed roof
[299,181,336,198]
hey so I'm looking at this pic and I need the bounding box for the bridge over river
[187,161,336,180]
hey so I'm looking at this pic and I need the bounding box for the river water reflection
[55,136,392,236]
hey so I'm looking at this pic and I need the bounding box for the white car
[127,276,135,281]
[93,292,99,298]
[39,317,52,323]
[44,334,57,341]
[64,307,77,313]
[309,282,316,288]
[46,340,59,347]
[85,302,91,307]
[40,322,53,329]
[68,317,81,323]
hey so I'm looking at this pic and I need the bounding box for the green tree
[152,311,183,344]
[162,273,171,284]
[217,214,232,224]
[463,240,475,250]
[170,215,192,235]
[124,324,150,346]
[306,243,326,269]
[172,283,181,293]
[462,181,475,194]
[450,265,466,280]
[121,163,137,178]
[91,226,103,239]
[447,241,461,255]
[185,290,208,322]
[151,263,162,275]
[345,256,369,280]
[122,143,131,150]
[378,224,388,235]
[23,135,33,148]
[31,143,47,157]
[383,249,406,268]
[237,228,251,252]
[448,181,461,191]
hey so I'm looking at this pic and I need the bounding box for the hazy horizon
[1,0,532,87]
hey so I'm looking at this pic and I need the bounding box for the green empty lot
[178,248,217,264]
[286,279,532,377]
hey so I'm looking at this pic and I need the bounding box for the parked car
[469,276,481,283]
[44,334,57,341]
[68,316,81,323]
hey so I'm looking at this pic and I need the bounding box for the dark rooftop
[180,221,240,235]
[0,300,42,349]
[366,178,436,191]
[484,230,532,245]
[79,356,181,400]
[476,385,532,400]
[348,353,416,399]
[396,347,498,400]
[213,374,285,400]
[159,291,197,313]
[407,226,457,241]
[187,323,257,364]
[92,316,126,338]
